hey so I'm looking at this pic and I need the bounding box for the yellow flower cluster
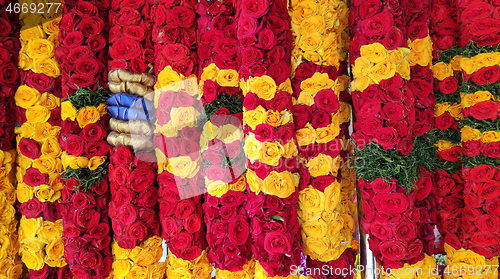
[461,91,495,108]
[18,11,61,77]
[460,52,500,75]
[61,101,107,127]
[298,164,356,262]
[0,150,22,278]
[436,140,460,152]
[245,133,297,165]
[254,260,306,279]
[444,244,498,279]
[289,0,349,70]
[461,126,500,143]
[18,217,65,270]
[434,102,463,120]
[351,43,411,91]
[216,258,256,279]
[199,63,239,92]
[433,58,461,81]
[408,36,433,67]
[165,250,212,279]
[206,174,246,198]
[246,170,299,198]
[241,76,293,101]
[380,254,438,279]
[110,236,165,279]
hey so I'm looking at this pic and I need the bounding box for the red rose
[162,44,189,62]
[65,135,86,156]
[371,177,395,194]
[476,215,500,233]
[381,102,407,121]
[439,76,459,94]
[24,168,48,187]
[373,193,410,213]
[358,0,382,19]
[111,146,133,166]
[167,6,196,28]
[314,89,340,114]
[113,187,134,207]
[382,26,405,50]
[442,196,464,210]
[253,124,274,142]
[358,101,381,118]
[128,165,155,192]
[469,165,496,182]
[374,127,399,149]
[67,46,93,65]
[478,181,500,199]
[438,147,461,162]
[87,222,110,239]
[118,204,138,225]
[137,188,158,208]
[409,78,432,99]
[292,105,312,129]
[435,112,454,130]
[75,208,100,228]
[183,214,202,233]
[78,16,104,37]
[472,66,500,85]
[361,11,394,37]
[78,249,102,269]
[74,58,101,76]
[237,15,259,38]
[109,39,142,60]
[172,232,193,250]
[407,22,428,40]
[174,200,195,219]
[268,61,290,85]
[379,239,407,261]
[370,222,393,239]
[19,198,43,218]
[128,221,148,240]
[485,198,500,215]
[69,266,90,279]
[274,123,294,145]
[241,0,268,18]
[483,142,500,158]
[471,232,500,247]
[462,140,482,157]
[84,141,110,157]
[263,231,289,255]
[72,192,96,209]
[81,123,106,142]
[18,138,41,159]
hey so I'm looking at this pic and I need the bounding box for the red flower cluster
[461,165,500,258]
[59,118,110,158]
[306,249,357,279]
[108,146,160,249]
[0,5,19,151]
[410,65,434,137]
[245,191,301,277]
[352,74,415,154]
[360,169,435,269]
[459,0,500,47]
[29,265,73,279]
[56,0,109,98]
[430,0,459,57]
[152,0,198,76]
[108,0,154,73]
[236,0,291,82]
[61,177,113,278]
[203,191,252,271]
[349,0,407,60]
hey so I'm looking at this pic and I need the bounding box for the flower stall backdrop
[1,0,500,278]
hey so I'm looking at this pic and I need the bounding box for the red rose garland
[0,2,23,278]
[106,1,164,277]
[238,0,302,276]
[430,0,466,263]
[57,1,113,278]
[152,0,212,277]
[196,0,253,275]
[457,0,500,270]
[350,0,438,274]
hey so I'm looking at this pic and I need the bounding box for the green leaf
[462,155,500,168]
[203,93,243,120]
[270,215,285,222]
[62,86,109,111]
[460,118,500,132]
[435,91,461,105]
[60,161,109,192]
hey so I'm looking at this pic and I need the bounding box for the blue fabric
[107,93,155,121]
[107,106,153,121]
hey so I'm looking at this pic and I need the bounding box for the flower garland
[458,0,500,270]
[430,0,465,270]
[152,0,211,276]
[0,3,22,277]
[350,0,438,273]
[196,0,254,275]
[238,0,301,276]
[106,1,164,278]
[289,0,357,273]
[14,1,70,275]
[57,1,113,277]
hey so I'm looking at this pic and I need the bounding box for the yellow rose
[296,123,316,146]
[17,183,33,203]
[38,93,60,110]
[229,176,246,192]
[26,105,50,123]
[322,33,338,55]
[33,122,60,142]
[482,131,500,143]
[246,170,263,194]
[315,125,340,143]
[297,91,314,106]
[76,106,100,128]
[301,72,334,94]
[170,107,200,130]
[112,260,131,278]
[259,142,284,166]
[155,66,182,91]
[45,238,64,260]
[27,38,54,59]
[150,263,167,279]
[387,49,405,64]
[303,51,322,65]
[265,110,283,127]
[193,262,213,279]
[200,63,219,81]
[337,102,351,124]
[219,124,243,144]
[360,43,388,63]
[112,241,130,260]
[262,171,297,198]
[305,237,328,255]
[461,126,482,142]
[216,69,239,87]
[39,220,63,242]
[308,153,334,177]
[299,33,324,52]
[20,25,45,42]
[462,91,493,108]
[300,16,326,34]
[282,140,298,158]
[33,155,58,174]
[460,57,476,75]
[278,78,293,94]
[33,185,55,202]
[42,17,61,35]
[88,156,106,170]
[352,75,373,92]
[61,152,87,170]
[244,106,267,130]
[320,5,338,29]
[319,249,341,262]
[126,266,148,279]
[133,251,156,266]
[6,264,23,279]
[367,60,396,83]
[434,102,450,117]
[21,250,44,270]
[41,136,61,158]
[291,1,318,24]
[33,58,60,77]
[169,156,199,178]
[61,101,77,121]
[244,134,262,162]
[476,52,500,69]
[303,219,328,238]
[449,103,463,119]
[206,180,229,197]
[451,56,462,71]
[352,57,372,79]
[324,181,341,211]
[15,85,41,109]
[249,76,277,100]
[433,62,453,81]
[396,60,411,80]
[299,187,325,214]
[20,216,42,239]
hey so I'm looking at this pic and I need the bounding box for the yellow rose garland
[15,5,66,272]
[443,244,499,279]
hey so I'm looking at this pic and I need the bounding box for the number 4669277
[6,3,61,14]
